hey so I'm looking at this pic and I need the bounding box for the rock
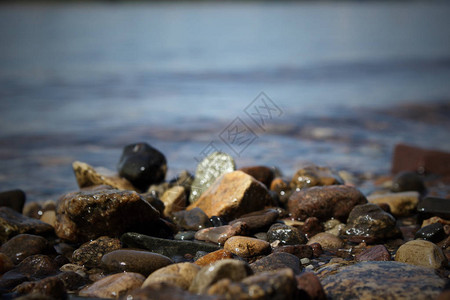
[290,165,344,190]
[189,259,253,294]
[40,210,56,227]
[187,171,273,221]
[395,239,447,269]
[272,244,313,259]
[391,171,426,194]
[0,207,53,243]
[417,196,450,220]
[174,231,196,241]
[309,243,323,257]
[368,191,420,217]
[209,216,227,227]
[161,186,186,216]
[0,234,51,264]
[194,249,234,267]
[54,189,160,242]
[0,189,26,213]
[238,166,275,188]
[142,262,200,290]
[0,253,14,274]
[170,170,195,192]
[300,217,324,239]
[207,268,296,300]
[121,232,220,258]
[72,236,121,268]
[101,249,173,276]
[324,219,345,237]
[22,202,43,219]
[14,276,66,299]
[355,245,391,261]
[72,161,136,190]
[319,261,446,299]
[117,142,167,192]
[267,223,306,246]
[141,193,165,215]
[55,271,87,292]
[172,208,213,231]
[189,152,235,204]
[391,143,450,176]
[422,216,450,228]
[296,272,326,300]
[229,208,279,234]
[60,263,86,278]
[224,236,271,258]
[288,185,367,222]
[195,222,248,245]
[79,272,145,299]
[344,203,401,243]
[270,177,291,205]
[250,252,302,275]
[415,222,446,243]
[306,232,344,251]
[124,282,219,300]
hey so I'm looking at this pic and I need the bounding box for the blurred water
[0,2,450,201]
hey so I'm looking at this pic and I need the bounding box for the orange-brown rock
[238,166,275,188]
[224,236,271,258]
[194,249,234,267]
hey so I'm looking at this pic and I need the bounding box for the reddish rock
[391,144,450,175]
[309,243,323,258]
[356,245,391,262]
[194,249,234,267]
[273,244,313,259]
[195,222,248,245]
[301,217,324,239]
[239,166,275,188]
[296,272,327,300]
[229,208,279,234]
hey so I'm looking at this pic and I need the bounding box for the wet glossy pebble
[0,234,51,264]
[79,272,145,299]
[267,223,306,245]
[224,236,271,258]
[142,262,200,290]
[194,249,234,267]
[415,223,446,243]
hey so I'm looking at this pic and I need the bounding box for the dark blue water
[1,2,450,202]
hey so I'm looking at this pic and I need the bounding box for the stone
[229,208,279,234]
[142,262,200,290]
[209,216,227,227]
[290,165,344,190]
[22,202,43,219]
[172,208,213,231]
[395,239,447,269]
[189,152,235,204]
[121,232,221,258]
[195,222,248,245]
[415,222,446,243]
[40,210,56,227]
[0,207,53,243]
[368,191,420,217]
[207,268,296,300]
[0,234,51,264]
[117,142,167,192]
[300,217,324,239]
[72,236,121,268]
[0,253,14,274]
[141,192,165,215]
[54,189,160,242]
[319,261,446,300]
[250,252,302,275]
[288,185,367,222]
[270,177,291,205]
[344,203,401,243]
[422,216,450,228]
[79,272,145,299]
[72,161,136,190]
[391,171,426,194]
[306,232,344,251]
[355,244,391,261]
[267,223,306,246]
[194,249,234,267]
[296,272,326,300]
[309,243,323,257]
[161,186,186,216]
[174,231,196,240]
[14,276,66,299]
[101,249,173,276]
[187,171,273,221]
[224,236,271,258]
[238,166,275,188]
[417,197,450,219]
[189,259,253,294]
[55,271,87,292]
[124,282,220,300]
[60,263,87,278]
[272,244,313,259]
[0,189,26,213]
[170,170,195,192]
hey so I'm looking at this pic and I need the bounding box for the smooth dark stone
[300,217,324,239]
[56,271,87,291]
[210,216,227,227]
[267,223,306,245]
[273,245,313,259]
[14,276,66,299]
[250,252,302,275]
[172,207,213,231]
[392,171,426,194]
[418,197,450,219]
[415,223,446,243]
[121,232,221,257]
[71,236,121,268]
[124,282,220,300]
[117,142,167,191]
[0,190,26,213]
[0,234,52,264]
[229,208,279,234]
[174,231,196,240]
[141,193,165,216]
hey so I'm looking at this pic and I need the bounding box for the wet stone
[0,207,53,243]
[0,253,14,274]
[355,244,391,261]
[101,249,173,276]
[368,191,420,217]
[229,208,279,234]
[267,223,306,246]
[272,244,313,259]
[121,232,220,258]
[125,282,220,300]
[309,242,323,258]
[54,189,160,242]
[40,210,56,227]
[415,222,446,243]
[288,185,367,222]
[0,234,51,264]
[209,216,226,227]
[174,231,196,241]
[72,236,121,268]
[79,272,145,299]
[0,189,26,213]
[22,202,43,220]
[224,236,271,258]
[189,152,235,204]
[172,208,213,231]
[189,259,253,294]
[307,232,344,251]
[296,272,327,300]
[195,221,248,245]
[194,249,234,267]
[142,262,200,290]
[392,171,426,194]
[55,271,87,292]
[161,186,187,217]
[290,165,344,190]
[187,170,273,221]
[395,239,447,269]
[238,166,275,188]
[250,252,302,275]
[300,217,324,239]
[14,276,66,299]
[418,197,450,220]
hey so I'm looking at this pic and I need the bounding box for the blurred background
[1,0,450,202]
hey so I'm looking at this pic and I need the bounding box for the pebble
[72,236,121,268]
[187,170,273,221]
[195,221,248,245]
[368,191,420,217]
[290,165,344,190]
[22,201,43,219]
[272,244,313,259]
[224,236,271,258]
[417,196,450,220]
[0,234,51,264]
[395,239,447,269]
[229,208,279,234]
[54,189,160,242]
[117,142,167,191]
[250,252,302,274]
[194,249,234,267]
[209,216,227,227]
[267,223,306,245]
[13,275,66,299]
[0,253,14,274]
[422,216,450,228]
[172,207,213,231]
[296,272,327,300]
[270,177,291,205]
[0,189,26,213]
[189,259,253,294]
[309,242,323,257]
[125,282,220,300]
[40,210,56,227]
[307,232,344,251]
[142,262,200,290]
[161,186,187,216]
[79,272,145,299]
[238,165,275,188]
[288,185,367,222]
[415,222,446,243]
[174,231,196,240]
[391,171,426,194]
[344,203,401,243]
[300,217,324,238]
[355,244,391,261]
